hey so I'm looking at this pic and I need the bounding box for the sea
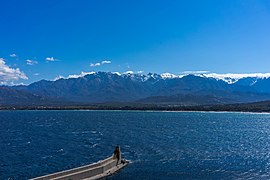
[1,110,270,179]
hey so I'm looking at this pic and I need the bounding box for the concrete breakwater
[31,155,128,180]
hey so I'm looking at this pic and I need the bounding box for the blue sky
[1,0,270,84]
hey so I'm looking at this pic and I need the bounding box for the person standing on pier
[113,145,121,165]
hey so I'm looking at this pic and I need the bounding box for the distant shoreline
[1,109,269,115]
[1,102,270,113]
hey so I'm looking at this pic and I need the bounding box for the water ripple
[1,111,270,179]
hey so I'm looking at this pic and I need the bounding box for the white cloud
[90,60,111,67]
[34,73,40,76]
[204,73,270,79]
[26,59,38,65]
[53,72,96,81]
[10,54,17,57]
[181,70,210,74]
[0,58,28,84]
[137,71,144,74]
[67,71,96,79]
[203,73,270,84]
[101,60,111,64]
[90,63,101,67]
[177,71,270,84]
[45,57,56,61]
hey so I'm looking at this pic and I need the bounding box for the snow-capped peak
[54,71,270,85]
[161,73,178,79]
[123,71,134,74]
[111,72,121,76]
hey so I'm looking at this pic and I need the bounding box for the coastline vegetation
[1,101,270,112]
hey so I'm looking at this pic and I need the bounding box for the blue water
[1,111,270,179]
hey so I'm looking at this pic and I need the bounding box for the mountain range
[2,72,270,106]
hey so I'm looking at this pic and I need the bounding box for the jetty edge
[31,147,129,180]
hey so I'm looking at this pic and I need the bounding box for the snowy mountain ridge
[3,71,270,105]
[59,71,270,84]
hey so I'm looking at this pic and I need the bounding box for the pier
[31,147,128,180]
